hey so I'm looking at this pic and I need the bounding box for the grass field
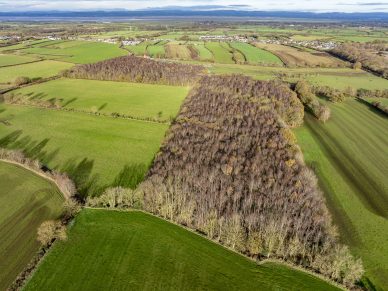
[165,43,192,60]
[229,42,283,65]
[366,98,388,106]
[0,161,64,290]
[18,40,128,64]
[25,209,340,291]
[0,60,74,85]
[0,54,38,67]
[192,42,213,61]
[295,99,388,290]
[146,40,167,58]
[126,41,152,56]
[0,40,50,53]
[205,42,235,64]
[209,63,388,89]
[226,43,245,63]
[0,105,168,196]
[255,43,343,67]
[9,78,189,122]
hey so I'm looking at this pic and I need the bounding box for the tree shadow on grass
[63,97,77,107]
[0,130,60,165]
[98,103,108,111]
[61,157,102,199]
[356,98,388,119]
[112,163,148,190]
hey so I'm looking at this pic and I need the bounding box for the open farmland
[0,60,73,86]
[17,40,128,64]
[192,42,213,61]
[165,43,192,60]
[0,104,169,196]
[210,63,388,89]
[255,43,344,67]
[0,54,39,67]
[0,161,64,290]
[205,42,234,64]
[146,40,167,58]
[125,41,152,56]
[25,209,340,291]
[295,100,388,290]
[229,42,283,65]
[8,78,189,122]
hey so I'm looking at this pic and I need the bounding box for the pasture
[209,63,388,89]
[366,98,388,106]
[295,99,388,290]
[147,41,167,58]
[192,42,213,61]
[18,40,128,64]
[126,41,152,56]
[165,43,192,60]
[0,161,64,290]
[0,54,38,67]
[0,104,168,196]
[0,60,73,85]
[25,209,340,291]
[255,43,344,67]
[229,42,283,65]
[205,42,235,64]
[9,78,189,122]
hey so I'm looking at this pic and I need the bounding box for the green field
[295,99,388,290]
[0,104,168,196]
[147,40,167,58]
[165,43,192,60]
[205,42,235,64]
[307,74,388,90]
[0,40,50,53]
[0,60,73,85]
[209,63,388,89]
[229,42,283,65]
[193,42,213,61]
[25,209,339,291]
[19,40,128,64]
[126,41,153,56]
[0,161,64,290]
[10,78,189,122]
[366,98,388,106]
[0,54,38,67]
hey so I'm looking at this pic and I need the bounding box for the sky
[0,0,387,12]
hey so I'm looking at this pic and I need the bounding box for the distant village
[0,33,338,51]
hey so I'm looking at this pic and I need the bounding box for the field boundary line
[3,102,171,125]
[84,206,346,291]
[0,58,45,69]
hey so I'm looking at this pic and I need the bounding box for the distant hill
[0,9,387,22]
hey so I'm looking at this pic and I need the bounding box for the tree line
[137,75,363,286]
[331,41,388,79]
[64,55,205,86]
[294,80,331,122]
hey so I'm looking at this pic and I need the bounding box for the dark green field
[25,209,340,291]
[0,161,64,290]
[295,99,388,290]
